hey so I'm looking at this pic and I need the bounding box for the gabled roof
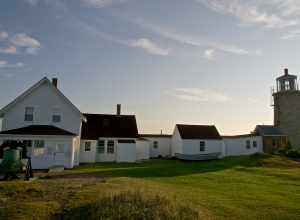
[81,114,139,140]
[0,77,86,121]
[0,125,76,136]
[176,124,222,140]
[254,125,286,136]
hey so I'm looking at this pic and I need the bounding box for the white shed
[171,124,225,160]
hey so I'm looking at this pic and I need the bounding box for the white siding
[80,138,137,163]
[171,127,183,157]
[0,135,75,169]
[224,136,263,156]
[117,143,136,162]
[80,140,97,163]
[141,136,172,158]
[182,139,223,156]
[1,82,82,135]
[136,140,150,160]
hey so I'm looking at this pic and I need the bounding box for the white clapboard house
[80,110,149,163]
[0,77,86,169]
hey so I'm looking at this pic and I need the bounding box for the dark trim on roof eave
[140,134,172,138]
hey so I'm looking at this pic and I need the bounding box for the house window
[33,140,45,156]
[52,108,61,122]
[34,140,45,148]
[253,141,257,148]
[200,141,206,152]
[23,140,32,147]
[24,107,34,121]
[85,142,91,152]
[97,140,105,154]
[153,141,158,149]
[246,140,251,149]
[107,140,115,154]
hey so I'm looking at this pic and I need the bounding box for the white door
[54,143,65,166]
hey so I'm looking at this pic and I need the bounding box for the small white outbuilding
[172,124,225,160]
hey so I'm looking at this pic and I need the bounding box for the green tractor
[0,141,33,181]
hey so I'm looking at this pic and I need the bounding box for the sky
[1,0,300,135]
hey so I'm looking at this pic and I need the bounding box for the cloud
[196,0,299,29]
[167,88,231,103]
[80,0,129,8]
[129,38,169,56]
[134,19,257,56]
[24,0,39,6]
[0,60,24,68]
[10,33,41,55]
[203,48,215,60]
[281,29,300,40]
[0,31,8,41]
[77,20,170,56]
[0,46,17,54]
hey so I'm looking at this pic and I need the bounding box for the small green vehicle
[0,141,33,181]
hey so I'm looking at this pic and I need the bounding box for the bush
[286,149,300,159]
[56,191,199,220]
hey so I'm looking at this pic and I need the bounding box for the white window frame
[153,141,158,149]
[97,140,105,154]
[200,141,206,152]
[246,140,251,149]
[52,108,61,123]
[107,140,115,154]
[84,141,91,152]
[24,107,34,122]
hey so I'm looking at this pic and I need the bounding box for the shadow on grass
[68,154,274,179]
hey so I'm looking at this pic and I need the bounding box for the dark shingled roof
[176,124,222,140]
[254,125,286,136]
[0,125,76,136]
[81,114,139,140]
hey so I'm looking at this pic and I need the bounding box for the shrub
[286,149,300,159]
[56,191,199,220]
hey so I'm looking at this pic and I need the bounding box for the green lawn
[1,154,300,219]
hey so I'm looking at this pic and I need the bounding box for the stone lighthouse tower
[273,68,300,148]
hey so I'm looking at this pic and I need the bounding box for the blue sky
[1,0,300,135]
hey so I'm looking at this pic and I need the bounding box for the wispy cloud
[134,19,258,56]
[78,20,170,56]
[281,29,300,40]
[80,0,129,8]
[10,33,41,55]
[166,88,231,103]
[0,31,8,41]
[129,38,169,56]
[24,0,39,6]
[196,0,299,29]
[203,48,215,60]
[0,46,17,54]
[0,60,24,68]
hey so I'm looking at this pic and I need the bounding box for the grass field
[1,154,300,219]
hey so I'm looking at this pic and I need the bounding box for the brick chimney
[284,68,289,76]
[52,78,58,88]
